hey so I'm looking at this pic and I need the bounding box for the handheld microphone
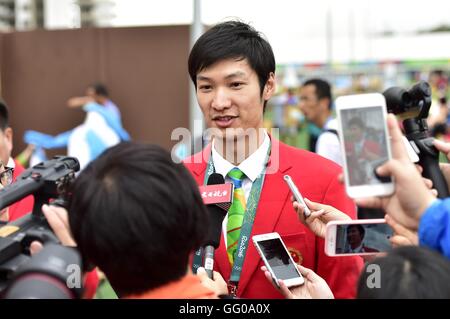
[201,173,231,279]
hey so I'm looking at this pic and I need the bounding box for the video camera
[383,81,449,198]
[0,156,80,294]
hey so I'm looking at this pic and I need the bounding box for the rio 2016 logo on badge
[288,247,303,264]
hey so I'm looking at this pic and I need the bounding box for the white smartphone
[325,219,393,256]
[252,232,304,287]
[336,93,395,198]
[283,175,311,217]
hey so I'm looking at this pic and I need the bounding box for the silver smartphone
[283,175,311,217]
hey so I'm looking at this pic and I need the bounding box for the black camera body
[383,81,449,198]
[0,156,80,293]
[383,81,432,118]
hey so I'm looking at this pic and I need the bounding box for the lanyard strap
[192,144,270,286]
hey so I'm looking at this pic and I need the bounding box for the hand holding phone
[295,198,352,239]
[253,232,304,288]
[283,175,311,217]
[260,263,334,299]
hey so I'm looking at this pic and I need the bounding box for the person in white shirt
[299,78,342,165]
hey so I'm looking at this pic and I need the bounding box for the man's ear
[263,72,276,101]
[3,127,13,154]
[319,97,331,112]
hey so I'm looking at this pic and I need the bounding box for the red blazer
[184,138,363,299]
[9,159,34,221]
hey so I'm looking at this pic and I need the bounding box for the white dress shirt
[316,117,342,166]
[347,243,364,253]
[211,130,270,247]
[7,157,15,169]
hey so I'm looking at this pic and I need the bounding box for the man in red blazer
[345,225,380,253]
[184,21,363,299]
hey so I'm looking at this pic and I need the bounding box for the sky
[46,0,450,63]
[111,0,450,63]
[111,0,449,34]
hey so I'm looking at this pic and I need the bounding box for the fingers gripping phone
[283,175,311,217]
[336,93,395,198]
[325,219,393,256]
[253,232,304,287]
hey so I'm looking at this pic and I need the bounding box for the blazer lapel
[189,143,211,178]
[237,139,293,295]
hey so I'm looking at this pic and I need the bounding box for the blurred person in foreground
[184,20,362,299]
[32,142,227,298]
[0,99,34,221]
[0,159,13,222]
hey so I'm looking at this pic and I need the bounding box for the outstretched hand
[355,114,436,230]
[293,197,351,239]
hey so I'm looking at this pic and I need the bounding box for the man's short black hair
[0,98,9,130]
[188,20,276,97]
[68,142,208,296]
[348,117,365,130]
[357,246,450,298]
[90,83,109,97]
[302,78,332,110]
[347,224,365,238]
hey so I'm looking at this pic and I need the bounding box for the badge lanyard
[192,144,270,287]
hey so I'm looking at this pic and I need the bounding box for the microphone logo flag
[199,183,234,211]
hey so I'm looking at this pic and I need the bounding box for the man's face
[347,226,363,246]
[349,124,364,142]
[195,58,275,140]
[0,128,12,166]
[299,84,323,126]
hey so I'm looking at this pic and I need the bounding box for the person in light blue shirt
[24,83,130,170]
[418,198,450,258]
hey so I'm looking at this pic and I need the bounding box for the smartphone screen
[340,106,391,186]
[255,238,301,280]
[334,222,393,255]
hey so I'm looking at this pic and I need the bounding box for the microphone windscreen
[207,173,225,185]
[205,173,227,248]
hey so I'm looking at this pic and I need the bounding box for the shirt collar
[324,117,336,130]
[212,130,270,182]
[350,243,363,253]
[7,157,15,169]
